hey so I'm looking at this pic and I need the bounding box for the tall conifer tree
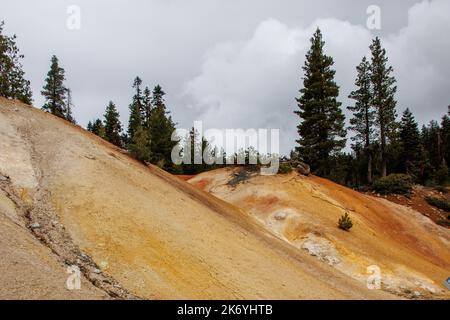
[129,124,151,162]
[295,28,346,176]
[127,77,143,141]
[441,109,450,166]
[148,85,177,170]
[421,121,441,179]
[65,88,76,124]
[104,101,123,147]
[348,56,375,183]
[370,37,398,177]
[0,21,33,104]
[399,108,422,176]
[142,86,152,127]
[41,55,68,119]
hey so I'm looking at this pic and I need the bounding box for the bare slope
[0,188,106,299]
[188,167,450,299]
[0,98,395,299]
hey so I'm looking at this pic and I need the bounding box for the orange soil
[0,98,394,299]
[380,187,449,229]
[175,175,196,181]
[188,168,450,299]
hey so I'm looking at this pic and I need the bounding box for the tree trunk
[380,120,387,177]
[381,156,387,177]
[365,108,372,184]
[437,131,443,164]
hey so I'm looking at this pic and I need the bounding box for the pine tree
[142,86,152,127]
[422,121,441,169]
[295,28,346,176]
[151,84,165,108]
[0,21,33,104]
[348,56,375,184]
[421,120,442,183]
[128,124,151,162]
[7,39,33,104]
[441,110,450,167]
[0,21,11,98]
[434,162,449,186]
[370,37,398,177]
[181,127,214,174]
[103,101,123,147]
[399,108,422,177]
[65,88,76,124]
[127,77,143,141]
[87,120,93,132]
[94,119,106,138]
[88,118,105,138]
[148,85,177,170]
[41,55,68,119]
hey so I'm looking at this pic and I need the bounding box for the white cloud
[385,0,450,124]
[182,0,450,154]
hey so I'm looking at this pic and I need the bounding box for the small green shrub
[372,174,413,195]
[278,163,293,174]
[338,212,353,231]
[425,196,450,212]
[434,163,449,186]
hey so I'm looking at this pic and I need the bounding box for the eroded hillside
[0,98,395,299]
[188,167,450,299]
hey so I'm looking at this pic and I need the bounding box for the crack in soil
[4,121,142,300]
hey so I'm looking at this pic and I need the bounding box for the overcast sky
[2,0,449,154]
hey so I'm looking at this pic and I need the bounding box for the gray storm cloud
[1,0,449,154]
[181,0,450,153]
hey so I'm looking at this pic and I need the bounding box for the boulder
[278,160,311,176]
[296,162,311,176]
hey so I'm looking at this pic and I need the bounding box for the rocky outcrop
[280,160,311,176]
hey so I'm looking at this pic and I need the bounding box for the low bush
[425,196,450,212]
[372,174,413,195]
[434,163,449,186]
[278,163,293,174]
[338,212,353,231]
